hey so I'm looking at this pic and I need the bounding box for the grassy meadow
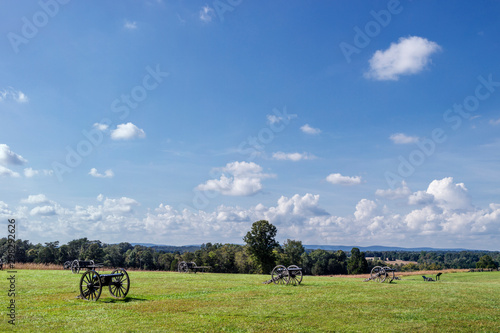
[1,269,499,332]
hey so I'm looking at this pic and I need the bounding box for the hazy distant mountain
[131,243,481,252]
[303,245,477,252]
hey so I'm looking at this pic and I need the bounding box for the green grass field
[1,269,499,332]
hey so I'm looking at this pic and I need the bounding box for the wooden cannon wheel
[178,261,189,273]
[271,265,290,285]
[370,266,387,283]
[79,270,102,301]
[71,260,80,274]
[109,268,130,298]
[287,265,303,285]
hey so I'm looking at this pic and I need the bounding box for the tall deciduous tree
[243,220,279,274]
[347,247,368,274]
[476,255,498,269]
[282,239,305,267]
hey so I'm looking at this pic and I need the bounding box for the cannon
[365,266,397,283]
[79,268,130,301]
[70,259,98,274]
[177,261,211,273]
[264,265,303,285]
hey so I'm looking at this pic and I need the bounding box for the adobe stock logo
[7,0,71,54]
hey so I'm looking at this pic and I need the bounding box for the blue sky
[1,0,500,250]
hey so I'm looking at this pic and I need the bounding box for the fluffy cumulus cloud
[93,123,109,131]
[0,166,20,177]
[365,36,441,81]
[326,173,362,185]
[30,205,57,216]
[89,168,114,178]
[21,194,50,204]
[0,144,27,165]
[390,133,419,144]
[300,124,321,135]
[111,122,146,140]
[426,177,471,211]
[376,181,411,199]
[196,161,275,196]
[272,152,316,161]
[7,178,500,250]
[24,168,53,178]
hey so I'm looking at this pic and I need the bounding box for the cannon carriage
[79,268,130,301]
[69,259,103,274]
[177,261,211,273]
[264,265,303,285]
[365,266,397,283]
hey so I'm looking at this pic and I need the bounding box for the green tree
[282,239,305,267]
[347,248,368,274]
[476,255,498,269]
[243,220,279,274]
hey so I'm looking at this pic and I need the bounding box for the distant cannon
[264,265,303,285]
[365,266,397,283]
[177,261,211,273]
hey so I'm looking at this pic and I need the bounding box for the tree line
[1,220,498,274]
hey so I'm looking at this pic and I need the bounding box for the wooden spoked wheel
[178,261,189,273]
[383,266,394,282]
[71,260,80,274]
[287,265,303,285]
[371,266,387,283]
[109,268,130,298]
[271,265,289,285]
[80,270,102,301]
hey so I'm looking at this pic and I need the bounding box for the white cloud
[300,124,321,135]
[0,201,12,215]
[408,190,434,205]
[272,152,316,161]
[0,144,27,165]
[102,196,140,214]
[7,177,500,249]
[489,118,500,126]
[199,5,215,22]
[365,36,441,81]
[93,123,109,131]
[196,161,275,196]
[89,168,114,178]
[0,88,28,103]
[24,168,53,178]
[0,166,20,178]
[124,20,137,30]
[110,122,146,140]
[267,112,297,125]
[21,194,50,204]
[426,177,471,211]
[30,205,56,216]
[376,181,411,199]
[326,173,362,185]
[354,199,378,221]
[390,133,419,144]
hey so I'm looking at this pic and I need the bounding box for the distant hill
[303,245,478,252]
[131,243,201,253]
[131,243,483,253]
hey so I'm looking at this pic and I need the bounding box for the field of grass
[1,269,499,332]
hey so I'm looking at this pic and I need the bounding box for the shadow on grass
[102,297,148,303]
